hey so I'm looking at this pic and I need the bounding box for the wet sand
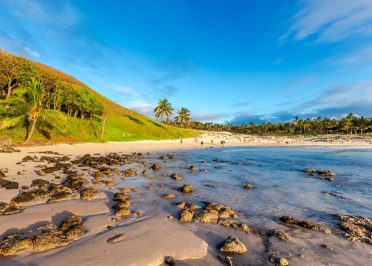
[0,132,371,265]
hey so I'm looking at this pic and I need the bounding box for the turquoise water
[153,146,372,228]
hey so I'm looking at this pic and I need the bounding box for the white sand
[0,131,371,265]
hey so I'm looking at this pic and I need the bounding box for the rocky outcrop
[304,169,336,181]
[0,214,84,256]
[280,216,331,234]
[112,193,131,217]
[335,214,372,244]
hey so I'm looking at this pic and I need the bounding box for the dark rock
[107,234,125,244]
[164,256,175,266]
[244,183,253,190]
[151,164,161,171]
[280,215,331,234]
[0,179,19,189]
[170,173,182,181]
[179,184,193,193]
[163,193,176,200]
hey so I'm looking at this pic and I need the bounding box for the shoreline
[0,131,371,265]
[4,131,372,155]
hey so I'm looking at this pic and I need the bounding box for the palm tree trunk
[25,118,37,144]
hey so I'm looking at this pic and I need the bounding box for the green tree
[0,50,20,99]
[154,98,173,137]
[0,78,45,143]
[174,107,191,127]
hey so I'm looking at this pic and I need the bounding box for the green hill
[0,50,196,144]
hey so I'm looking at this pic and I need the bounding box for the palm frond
[0,115,26,130]
[39,110,67,133]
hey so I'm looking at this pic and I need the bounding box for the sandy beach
[0,132,371,265]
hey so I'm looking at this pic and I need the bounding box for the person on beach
[180,139,183,144]
[201,141,204,146]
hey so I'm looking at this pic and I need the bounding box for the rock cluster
[335,214,372,244]
[280,216,331,234]
[0,214,84,256]
[177,201,250,233]
[112,193,131,217]
[304,169,336,181]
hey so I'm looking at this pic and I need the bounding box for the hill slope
[0,51,196,144]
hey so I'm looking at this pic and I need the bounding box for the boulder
[218,236,247,254]
[170,173,182,181]
[179,209,194,223]
[196,210,219,223]
[47,191,72,203]
[113,193,129,202]
[151,164,161,171]
[244,183,253,190]
[179,184,193,193]
[163,193,176,200]
[80,187,99,201]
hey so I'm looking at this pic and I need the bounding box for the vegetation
[154,98,174,137]
[189,114,372,136]
[174,108,191,128]
[0,50,195,143]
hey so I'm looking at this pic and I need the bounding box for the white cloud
[110,84,139,96]
[126,100,154,117]
[191,112,229,123]
[5,0,81,28]
[283,0,372,43]
[23,46,40,58]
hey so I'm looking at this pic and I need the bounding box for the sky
[0,0,371,124]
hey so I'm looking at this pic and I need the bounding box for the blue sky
[1,0,371,124]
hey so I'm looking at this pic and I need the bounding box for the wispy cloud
[192,112,229,123]
[283,0,372,43]
[5,0,81,28]
[231,79,372,124]
[230,101,250,107]
[285,75,315,89]
[326,45,372,67]
[110,85,139,96]
[126,100,154,117]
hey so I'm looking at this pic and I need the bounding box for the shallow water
[152,146,372,228]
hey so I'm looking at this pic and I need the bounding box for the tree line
[0,50,104,142]
[188,114,372,136]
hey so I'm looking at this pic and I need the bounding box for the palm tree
[154,98,173,138]
[0,78,46,143]
[175,108,191,127]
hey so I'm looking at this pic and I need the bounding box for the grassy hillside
[0,51,196,144]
